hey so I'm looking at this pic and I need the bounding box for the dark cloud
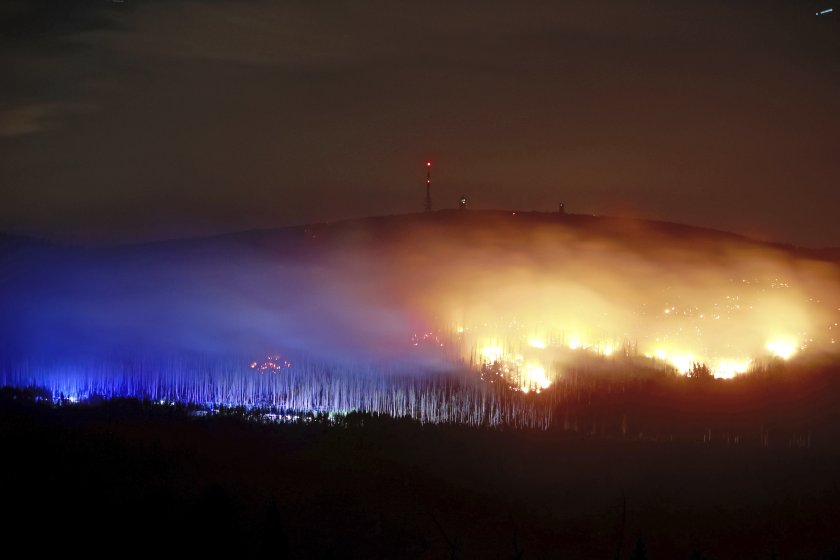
[0,0,838,245]
[0,0,129,47]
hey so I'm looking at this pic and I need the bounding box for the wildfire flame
[389,218,840,382]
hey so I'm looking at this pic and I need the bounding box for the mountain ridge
[2,211,839,263]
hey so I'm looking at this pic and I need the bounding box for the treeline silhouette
[5,353,840,447]
[3,370,840,559]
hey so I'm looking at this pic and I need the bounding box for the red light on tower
[424,160,432,212]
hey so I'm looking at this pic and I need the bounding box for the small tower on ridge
[424,161,432,212]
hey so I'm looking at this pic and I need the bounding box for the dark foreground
[2,390,839,559]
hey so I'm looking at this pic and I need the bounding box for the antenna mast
[424,161,432,212]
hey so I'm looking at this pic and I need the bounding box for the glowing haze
[3,212,839,389]
[371,213,840,385]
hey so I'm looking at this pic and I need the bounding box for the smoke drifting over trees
[5,212,838,369]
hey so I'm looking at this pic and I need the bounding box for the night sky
[1,1,838,246]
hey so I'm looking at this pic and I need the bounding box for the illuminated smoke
[377,214,840,381]
[2,213,839,422]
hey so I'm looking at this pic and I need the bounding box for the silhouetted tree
[260,497,290,558]
[629,536,648,560]
[688,362,713,381]
[614,494,627,560]
[193,482,243,556]
[510,518,524,559]
[429,509,459,560]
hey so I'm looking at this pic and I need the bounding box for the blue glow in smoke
[1,356,552,428]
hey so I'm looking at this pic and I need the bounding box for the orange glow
[766,338,798,360]
[375,216,840,385]
[713,359,752,379]
[297,214,840,389]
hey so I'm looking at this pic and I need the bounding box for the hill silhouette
[3,211,839,265]
[101,210,840,261]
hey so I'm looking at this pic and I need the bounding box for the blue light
[817,8,834,15]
